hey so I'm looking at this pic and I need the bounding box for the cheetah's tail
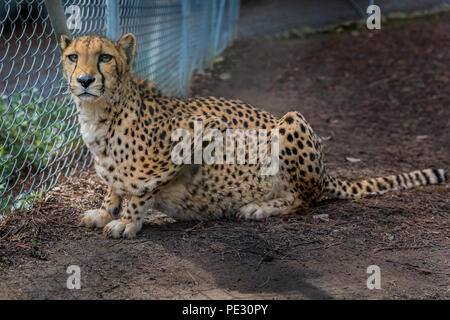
[325,168,447,199]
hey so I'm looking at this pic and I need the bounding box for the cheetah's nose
[77,75,95,88]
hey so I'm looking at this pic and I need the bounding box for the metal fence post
[214,0,226,53]
[347,0,374,18]
[233,0,240,41]
[44,0,71,44]
[227,0,237,44]
[181,0,191,96]
[106,0,120,40]
[200,1,210,67]
[209,0,218,61]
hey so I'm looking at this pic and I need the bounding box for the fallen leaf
[219,73,231,81]
[416,135,429,141]
[313,214,329,222]
[346,157,361,163]
[210,242,226,251]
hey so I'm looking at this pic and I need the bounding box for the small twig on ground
[186,270,198,286]
[309,242,343,251]
[374,245,432,253]
[184,222,205,232]
[258,276,270,288]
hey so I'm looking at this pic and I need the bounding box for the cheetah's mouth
[71,85,103,100]
[77,91,101,100]
[78,92,98,97]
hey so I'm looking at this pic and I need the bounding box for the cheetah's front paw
[103,219,140,239]
[81,209,113,228]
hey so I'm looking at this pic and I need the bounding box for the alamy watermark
[66,265,81,289]
[65,5,81,31]
[367,265,381,290]
[366,5,381,30]
[170,121,280,175]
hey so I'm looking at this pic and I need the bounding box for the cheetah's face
[60,34,136,101]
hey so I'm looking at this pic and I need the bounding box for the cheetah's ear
[60,34,72,51]
[118,33,137,68]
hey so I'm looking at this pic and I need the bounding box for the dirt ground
[0,16,449,300]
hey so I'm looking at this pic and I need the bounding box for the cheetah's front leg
[103,195,152,239]
[81,187,122,228]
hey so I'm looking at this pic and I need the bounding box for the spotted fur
[60,34,447,239]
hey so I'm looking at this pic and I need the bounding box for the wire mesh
[0,0,240,214]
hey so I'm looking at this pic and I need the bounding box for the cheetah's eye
[67,54,78,62]
[99,54,113,63]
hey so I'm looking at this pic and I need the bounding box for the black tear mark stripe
[97,40,105,94]
[111,42,120,78]
[68,38,78,85]
[114,56,120,78]
[69,51,78,90]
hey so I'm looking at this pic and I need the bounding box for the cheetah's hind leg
[237,197,294,220]
[237,111,320,220]
[237,194,309,220]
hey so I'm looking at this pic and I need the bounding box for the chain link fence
[0,0,240,214]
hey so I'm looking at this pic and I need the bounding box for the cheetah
[60,33,447,239]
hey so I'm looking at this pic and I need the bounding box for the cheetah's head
[60,34,136,102]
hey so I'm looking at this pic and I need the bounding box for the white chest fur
[76,98,110,156]
[76,98,115,186]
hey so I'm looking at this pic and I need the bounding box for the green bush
[0,89,83,212]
